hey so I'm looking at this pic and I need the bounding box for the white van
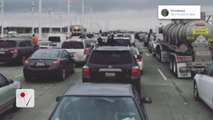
[47,33,67,48]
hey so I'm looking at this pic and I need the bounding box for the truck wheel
[173,60,178,77]
[170,58,173,73]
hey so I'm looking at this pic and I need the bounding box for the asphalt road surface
[1,40,213,120]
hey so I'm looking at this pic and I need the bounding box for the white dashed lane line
[158,68,167,80]
[146,53,150,56]
[15,74,23,78]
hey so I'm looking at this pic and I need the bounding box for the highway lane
[0,40,212,120]
[136,40,213,120]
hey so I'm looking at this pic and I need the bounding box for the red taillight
[8,49,18,53]
[176,56,186,61]
[82,66,90,76]
[24,60,29,65]
[84,48,88,55]
[131,66,140,76]
[53,60,61,65]
[40,47,47,49]
[137,58,143,62]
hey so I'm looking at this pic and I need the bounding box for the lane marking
[15,74,23,78]
[146,53,150,56]
[158,68,167,80]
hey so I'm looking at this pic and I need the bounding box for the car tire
[194,82,200,100]
[141,70,143,75]
[58,68,66,81]
[13,100,19,110]
[20,56,26,65]
[71,63,75,73]
[82,78,89,82]
[24,75,31,82]
[136,84,141,98]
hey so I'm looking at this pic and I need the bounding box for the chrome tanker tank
[163,20,213,47]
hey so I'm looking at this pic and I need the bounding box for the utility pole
[81,0,84,26]
[49,8,52,33]
[0,0,4,38]
[31,0,35,34]
[38,0,42,40]
[67,0,71,37]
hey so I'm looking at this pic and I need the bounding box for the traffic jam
[0,1,213,120]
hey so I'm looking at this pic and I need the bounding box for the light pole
[0,0,4,38]
[31,0,35,34]
[81,0,84,26]
[67,0,71,37]
[38,0,42,40]
[49,8,52,33]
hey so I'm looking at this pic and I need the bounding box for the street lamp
[38,0,42,40]
[0,0,4,38]
[31,0,35,34]
[67,0,71,37]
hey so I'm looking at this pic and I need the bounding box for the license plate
[105,73,116,77]
[74,56,80,60]
[36,62,45,66]
[181,73,188,77]
[0,51,5,54]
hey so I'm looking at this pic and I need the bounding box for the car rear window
[89,51,133,65]
[114,39,131,46]
[48,37,60,42]
[62,41,84,49]
[31,50,60,59]
[0,41,16,48]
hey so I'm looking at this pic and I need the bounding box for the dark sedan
[23,49,75,81]
[49,83,152,120]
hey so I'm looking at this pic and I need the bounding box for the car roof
[0,38,30,41]
[36,48,64,52]
[65,38,82,42]
[64,83,134,97]
[95,46,130,51]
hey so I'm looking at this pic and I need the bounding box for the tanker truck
[155,18,213,78]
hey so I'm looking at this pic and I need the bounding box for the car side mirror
[8,79,14,84]
[56,96,62,102]
[140,97,152,104]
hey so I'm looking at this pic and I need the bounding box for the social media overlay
[16,89,35,108]
[158,5,201,19]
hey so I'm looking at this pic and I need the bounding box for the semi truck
[154,17,213,78]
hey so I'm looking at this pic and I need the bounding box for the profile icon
[161,9,169,17]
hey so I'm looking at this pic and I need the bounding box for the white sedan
[193,63,213,110]
[0,73,21,114]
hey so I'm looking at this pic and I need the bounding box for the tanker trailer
[155,20,213,78]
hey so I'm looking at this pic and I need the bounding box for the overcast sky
[2,0,213,31]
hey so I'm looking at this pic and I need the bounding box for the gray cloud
[4,0,213,13]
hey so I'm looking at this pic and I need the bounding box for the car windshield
[84,40,96,47]
[114,39,131,46]
[50,96,141,120]
[0,41,16,48]
[89,51,132,65]
[62,41,83,49]
[37,41,49,45]
[31,50,60,59]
